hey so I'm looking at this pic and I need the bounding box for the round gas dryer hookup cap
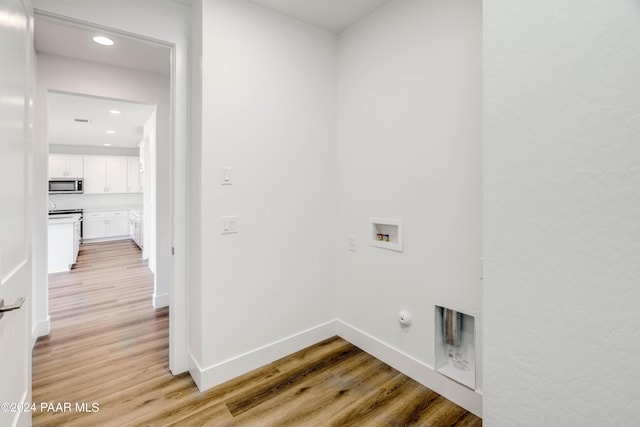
[398,310,412,326]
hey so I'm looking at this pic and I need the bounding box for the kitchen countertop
[48,213,81,225]
[83,205,143,213]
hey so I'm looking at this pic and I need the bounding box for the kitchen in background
[47,92,155,274]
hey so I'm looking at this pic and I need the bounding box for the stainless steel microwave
[49,178,83,194]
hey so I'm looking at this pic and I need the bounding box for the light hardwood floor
[33,240,481,426]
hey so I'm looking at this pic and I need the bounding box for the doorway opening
[46,91,157,282]
[34,11,179,372]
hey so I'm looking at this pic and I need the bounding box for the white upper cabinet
[49,154,84,178]
[127,157,142,193]
[50,154,142,194]
[106,156,128,193]
[83,155,133,194]
[49,155,66,178]
[83,156,107,194]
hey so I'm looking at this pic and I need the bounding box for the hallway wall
[189,0,338,388]
[484,1,640,425]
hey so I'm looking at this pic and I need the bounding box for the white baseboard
[190,320,337,391]
[188,319,482,417]
[336,319,482,417]
[82,236,132,244]
[153,293,170,308]
[31,316,51,349]
[188,352,204,390]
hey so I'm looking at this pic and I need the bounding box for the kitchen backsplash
[50,193,142,210]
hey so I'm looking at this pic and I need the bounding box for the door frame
[32,9,189,374]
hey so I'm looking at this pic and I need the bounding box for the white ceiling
[34,15,171,76]
[34,15,165,149]
[247,0,391,33]
[36,0,390,148]
[48,92,155,148]
[168,0,193,6]
[165,0,390,33]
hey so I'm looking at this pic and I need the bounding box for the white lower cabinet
[84,216,105,240]
[74,220,81,263]
[83,211,130,240]
[129,211,143,249]
[48,215,81,273]
[108,213,129,237]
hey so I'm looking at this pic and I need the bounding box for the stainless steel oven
[49,178,83,194]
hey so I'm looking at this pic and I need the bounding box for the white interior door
[0,0,33,426]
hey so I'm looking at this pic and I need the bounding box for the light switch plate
[221,167,233,185]
[221,216,238,234]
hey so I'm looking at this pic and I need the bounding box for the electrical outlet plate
[348,236,356,252]
[221,216,238,234]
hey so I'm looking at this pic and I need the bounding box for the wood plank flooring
[33,240,481,426]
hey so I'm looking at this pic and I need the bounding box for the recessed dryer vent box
[369,218,403,251]
[434,305,476,390]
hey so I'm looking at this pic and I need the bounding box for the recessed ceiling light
[106,130,116,134]
[109,110,121,115]
[104,143,112,147]
[93,36,114,46]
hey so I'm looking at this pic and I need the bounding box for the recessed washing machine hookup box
[369,217,403,251]
[434,305,476,389]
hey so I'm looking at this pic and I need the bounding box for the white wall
[189,0,204,370]
[484,1,640,425]
[336,0,482,413]
[34,52,169,342]
[190,0,338,388]
[141,112,156,265]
